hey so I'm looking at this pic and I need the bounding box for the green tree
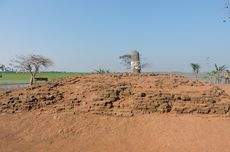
[204,71,216,83]
[204,64,228,84]
[0,64,4,78]
[190,63,200,80]
[213,64,228,83]
[0,64,5,72]
[119,54,132,70]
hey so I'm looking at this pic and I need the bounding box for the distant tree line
[0,64,16,73]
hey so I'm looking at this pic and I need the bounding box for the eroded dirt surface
[1,73,230,116]
[1,73,230,152]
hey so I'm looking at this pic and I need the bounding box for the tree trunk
[195,73,198,80]
[30,76,35,86]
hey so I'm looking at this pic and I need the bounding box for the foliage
[214,64,228,72]
[204,71,217,83]
[119,54,132,70]
[190,63,200,79]
[214,64,228,83]
[0,64,15,72]
[204,64,228,83]
[0,64,5,72]
[94,68,110,74]
[12,54,53,85]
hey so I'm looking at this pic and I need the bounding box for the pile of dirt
[1,73,230,116]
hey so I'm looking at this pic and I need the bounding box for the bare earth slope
[1,73,230,152]
[1,113,230,152]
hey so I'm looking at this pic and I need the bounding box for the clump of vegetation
[190,63,200,80]
[94,68,110,74]
[0,64,8,78]
[0,64,16,73]
[0,64,3,78]
[119,54,132,70]
[204,64,228,84]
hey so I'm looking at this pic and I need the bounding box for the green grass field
[0,72,82,84]
[0,72,206,86]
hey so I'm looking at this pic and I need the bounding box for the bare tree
[12,54,53,85]
[223,0,230,22]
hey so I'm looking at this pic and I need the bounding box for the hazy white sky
[0,0,230,72]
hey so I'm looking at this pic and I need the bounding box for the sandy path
[1,112,230,152]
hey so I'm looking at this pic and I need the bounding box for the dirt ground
[1,73,230,152]
[1,112,230,152]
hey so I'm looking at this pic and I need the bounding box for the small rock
[139,93,146,97]
[58,129,64,134]
[56,107,65,113]
[181,95,191,101]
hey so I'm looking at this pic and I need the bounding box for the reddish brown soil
[1,73,230,152]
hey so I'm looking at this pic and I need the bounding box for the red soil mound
[1,73,230,116]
